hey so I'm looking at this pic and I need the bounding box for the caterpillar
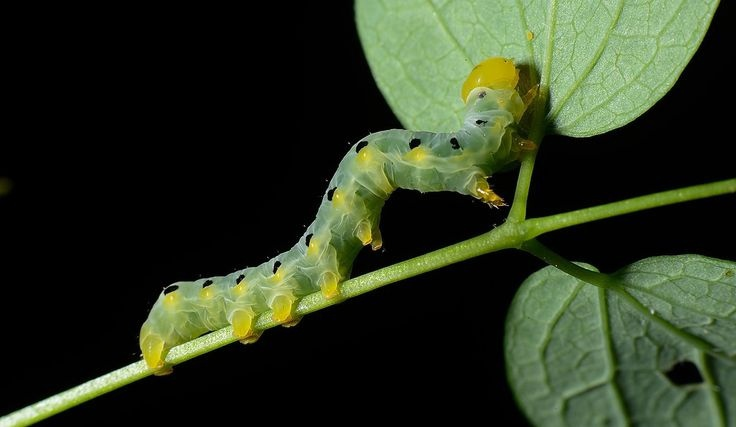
[140,57,532,371]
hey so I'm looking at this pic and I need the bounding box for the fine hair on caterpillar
[139,57,535,371]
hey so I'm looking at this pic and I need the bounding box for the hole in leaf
[664,360,703,386]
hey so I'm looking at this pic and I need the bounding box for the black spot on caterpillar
[139,57,531,370]
[355,140,369,153]
[163,285,179,295]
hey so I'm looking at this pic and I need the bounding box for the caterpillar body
[140,57,531,370]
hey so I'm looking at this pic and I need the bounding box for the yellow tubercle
[307,237,320,258]
[461,57,519,102]
[271,295,294,323]
[332,189,345,209]
[271,269,283,284]
[231,309,254,340]
[163,292,179,308]
[357,145,374,165]
[269,263,287,285]
[232,281,248,297]
[404,146,429,163]
[199,287,215,300]
[526,30,535,41]
[319,271,340,299]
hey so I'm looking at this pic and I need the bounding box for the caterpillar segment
[140,57,531,371]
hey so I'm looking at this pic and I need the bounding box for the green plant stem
[0,363,151,427]
[523,178,736,238]
[507,139,539,222]
[0,224,522,427]
[508,84,550,223]
[2,177,734,427]
[520,238,617,288]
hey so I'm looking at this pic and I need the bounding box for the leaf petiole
[521,238,735,363]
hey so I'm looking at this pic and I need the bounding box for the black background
[1,2,733,426]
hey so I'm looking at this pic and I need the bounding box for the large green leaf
[356,0,718,137]
[505,255,735,426]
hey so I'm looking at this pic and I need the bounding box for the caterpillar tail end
[139,327,173,374]
[141,334,165,369]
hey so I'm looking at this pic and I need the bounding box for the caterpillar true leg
[140,57,530,371]
[515,138,537,152]
[473,177,507,207]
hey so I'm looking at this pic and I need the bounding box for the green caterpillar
[140,57,532,371]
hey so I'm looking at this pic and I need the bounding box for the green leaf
[505,255,736,426]
[355,0,718,136]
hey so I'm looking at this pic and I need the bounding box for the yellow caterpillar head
[461,57,519,102]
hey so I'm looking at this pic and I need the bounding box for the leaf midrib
[600,287,630,423]
[696,350,728,427]
[540,0,558,89]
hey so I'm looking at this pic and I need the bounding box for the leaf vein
[547,0,625,122]
[539,280,584,389]
[513,0,538,67]
[425,0,472,64]
[558,0,689,132]
[599,287,631,423]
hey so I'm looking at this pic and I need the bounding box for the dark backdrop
[1,3,733,426]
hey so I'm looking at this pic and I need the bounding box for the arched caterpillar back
[140,57,531,370]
